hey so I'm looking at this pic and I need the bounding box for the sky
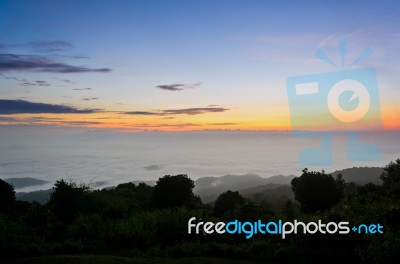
[0,0,399,131]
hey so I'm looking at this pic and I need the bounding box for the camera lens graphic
[327,79,370,123]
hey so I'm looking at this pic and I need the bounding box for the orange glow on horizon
[0,106,398,131]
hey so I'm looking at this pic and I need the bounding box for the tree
[213,190,245,217]
[47,179,93,222]
[0,179,15,214]
[380,158,400,188]
[152,174,201,208]
[291,168,344,213]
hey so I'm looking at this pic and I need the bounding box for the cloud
[0,99,99,114]
[157,123,202,127]
[163,107,228,115]
[20,80,50,86]
[124,107,229,116]
[0,74,51,86]
[0,115,103,127]
[143,165,163,171]
[0,53,111,73]
[156,82,202,91]
[209,122,237,125]
[0,116,15,121]
[73,88,92,91]
[124,111,161,116]
[82,97,98,101]
[132,123,202,128]
[63,121,102,126]
[24,41,74,52]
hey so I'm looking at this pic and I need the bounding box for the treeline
[1,159,400,263]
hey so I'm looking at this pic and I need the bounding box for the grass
[2,255,262,264]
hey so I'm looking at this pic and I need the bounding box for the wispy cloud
[0,99,99,114]
[82,97,98,101]
[124,111,161,116]
[132,123,203,128]
[23,41,74,53]
[156,82,202,91]
[209,122,237,125]
[73,88,92,91]
[143,165,163,171]
[124,107,229,116]
[1,74,51,87]
[0,116,16,121]
[0,53,111,73]
[0,115,103,127]
[163,107,227,115]
[20,80,50,86]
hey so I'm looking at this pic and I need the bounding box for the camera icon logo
[286,39,381,166]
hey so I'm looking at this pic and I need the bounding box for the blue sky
[0,0,399,130]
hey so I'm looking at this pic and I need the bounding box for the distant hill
[193,167,383,203]
[194,174,266,198]
[4,177,47,188]
[11,167,384,205]
[242,185,295,211]
[16,189,53,204]
[330,167,383,185]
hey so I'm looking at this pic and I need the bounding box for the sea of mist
[0,126,399,192]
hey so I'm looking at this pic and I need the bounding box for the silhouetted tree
[134,182,154,209]
[0,179,15,214]
[380,158,400,188]
[291,168,344,213]
[152,174,201,208]
[213,190,245,217]
[47,179,93,222]
[283,199,296,219]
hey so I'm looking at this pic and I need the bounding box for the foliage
[47,180,94,223]
[152,174,201,209]
[1,161,400,263]
[291,168,344,213]
[380,158,400,189]
[213,190,245,217]
[0,179,16,214]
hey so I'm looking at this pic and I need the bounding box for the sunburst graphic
[316,38,372,68]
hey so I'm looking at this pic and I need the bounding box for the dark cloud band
[123,107,229,116]
[156,82,202,91]
[0,99,99,114]
[0,53,111,73]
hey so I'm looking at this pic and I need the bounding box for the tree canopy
[380,158,400,188]
[213,190,245,217]
[0,179,15,214]
[152,174,201,208]
[291,168,344,213]
[47,179,93,222]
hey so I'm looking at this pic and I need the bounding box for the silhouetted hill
[330,167,383,185]
[4,177,47,188]
[12,167,384,205]
[193,174,296,198]
[243,185,295,211]
[194,174,265,198]
[16,189,52,204]
[193,167,383,203]
[262,175,296,184]
[238,183,288,196]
